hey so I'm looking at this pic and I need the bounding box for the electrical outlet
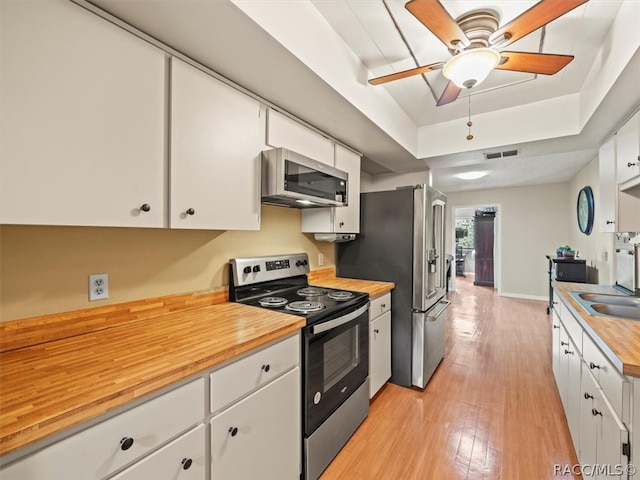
[318,253,324,266]
[89,273,109,301]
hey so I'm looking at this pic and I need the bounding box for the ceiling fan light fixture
[442,48,501,89]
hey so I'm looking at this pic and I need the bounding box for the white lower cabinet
[1,334,302,480]
[552,291,633,478]
[111,425,206,480]
[581,370,630,480]
[210,368,300,480]
[369,293,392,398]
[0,378,205,480]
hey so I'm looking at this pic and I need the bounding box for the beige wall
[568,155,616,285]
[446,183,572,299]
[0,206,336,322]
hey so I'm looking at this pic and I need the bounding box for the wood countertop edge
[0,317,305,457]
[552,282,640,378]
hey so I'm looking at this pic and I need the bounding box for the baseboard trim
[500,292,547,302]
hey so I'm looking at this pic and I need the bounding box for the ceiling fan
[368,0,589,106]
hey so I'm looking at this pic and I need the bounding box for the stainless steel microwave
[261,147,348,208]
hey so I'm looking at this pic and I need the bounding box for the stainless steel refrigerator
[336,185,449,388]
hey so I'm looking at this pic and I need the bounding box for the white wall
[446,183,571,300]
[568,155,616,284]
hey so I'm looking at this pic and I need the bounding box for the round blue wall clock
[576,186,594,235]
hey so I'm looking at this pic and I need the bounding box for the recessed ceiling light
[456,171,488,180]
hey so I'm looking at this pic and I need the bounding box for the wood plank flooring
[320,274,580,480]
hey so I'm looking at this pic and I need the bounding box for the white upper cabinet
[301,145,361,234]
[615,111,640,233]
[170,59,262,230]
[615,111,640,185]
[266,109,334,165]
[332,145,361,233]
[598,137,617,232]
[0,1,166,227]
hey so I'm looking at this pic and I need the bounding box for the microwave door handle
[311,304,369,335]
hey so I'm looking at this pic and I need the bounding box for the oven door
[303,301,369,435]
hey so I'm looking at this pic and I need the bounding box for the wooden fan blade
[405,0,470,50]
[496,51,574,75]
[436,81,462,106]
[489,0,588,48]
[368,62,444,86]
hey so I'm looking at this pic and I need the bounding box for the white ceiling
[82,0,640,193]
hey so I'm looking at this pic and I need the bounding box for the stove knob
[296,260,303,267]
[243,266,251,275]
[252,265,261,273]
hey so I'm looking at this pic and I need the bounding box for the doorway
[450,204,501,294]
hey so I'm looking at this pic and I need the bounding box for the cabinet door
[580,369,598,467]
[111,425,206,480]
[552,309,562,386]
[266,109,334,165]
[334,146,361,233]
[369,311,392,398]
[598,137,617,232]
[565,334,582,456]
[211,368,301,480]
[616,111,640,184]
[170,58,262,230]
[582,370,629,480]
[1,1,165,227]
[558,326,570,410]
[301,145,361,234]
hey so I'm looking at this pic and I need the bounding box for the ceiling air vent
[483,149,519,160]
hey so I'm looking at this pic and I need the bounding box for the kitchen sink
[569,291,640,321]
[577,293,640,307]
[591,304,640,320]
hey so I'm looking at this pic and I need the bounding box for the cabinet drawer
[110,424,205,480]
[1,378,204,480]
[582,333,630,421]
[369,293,391,321]
[558,298,583,353]
[210,334,299,413]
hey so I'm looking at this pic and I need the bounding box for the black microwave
[552,258,587,283]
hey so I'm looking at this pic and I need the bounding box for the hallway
[320,275,579,479]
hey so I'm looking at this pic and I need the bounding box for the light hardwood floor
[320,274,580,480]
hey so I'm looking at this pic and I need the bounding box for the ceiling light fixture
[456,171,488,180]
[442,48,501,89]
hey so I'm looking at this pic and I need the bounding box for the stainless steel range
[229,253,370,480]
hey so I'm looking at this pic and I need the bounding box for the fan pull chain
[466,92,473,141]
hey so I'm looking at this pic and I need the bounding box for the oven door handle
[311,303,369,335]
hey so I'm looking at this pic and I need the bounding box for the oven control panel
[230,253,310,286]
[266,259,290,271]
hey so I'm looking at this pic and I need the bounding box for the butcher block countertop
[553,281,640,377]
[0,301,304,456]
[309,267,395,298]
[0,267,393,457]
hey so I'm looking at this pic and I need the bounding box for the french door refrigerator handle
[426,300,451,321]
